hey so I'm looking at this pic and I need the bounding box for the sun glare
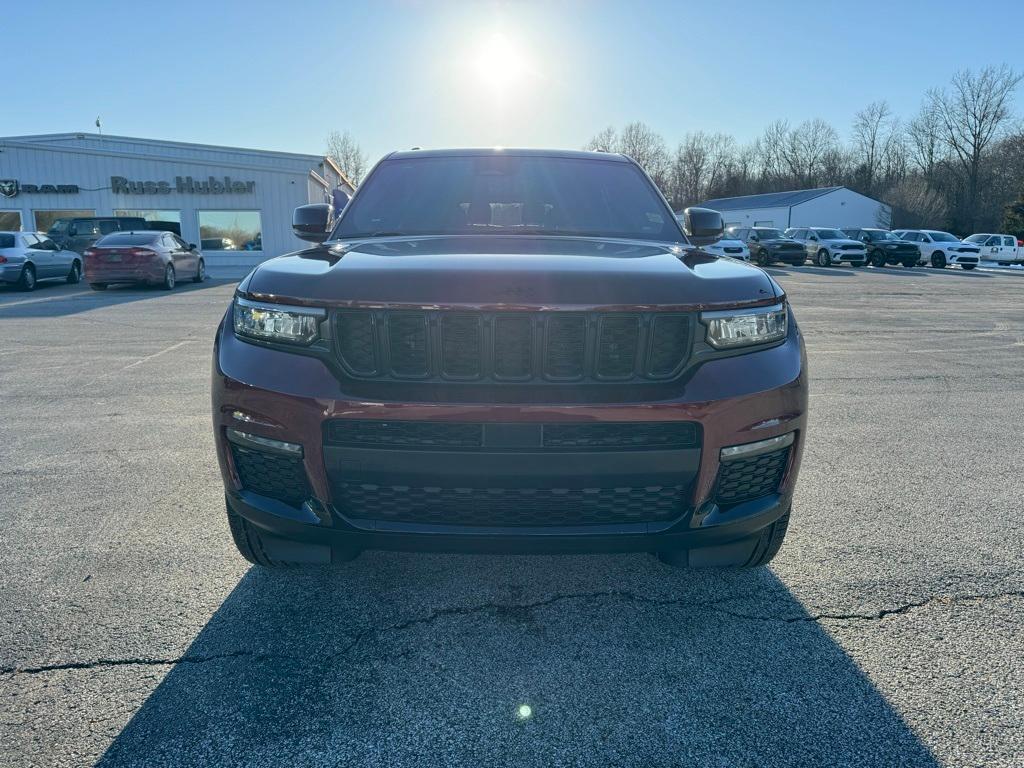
[474,33,530,91]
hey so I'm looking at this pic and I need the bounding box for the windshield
[753,228,784,239]
[868,230,900,241]
[927,231,959,242]
[813,228,847,240]
[963,234,988,243]
[97,232,160,246]
[47,219,70,234]
[332,155,684,242]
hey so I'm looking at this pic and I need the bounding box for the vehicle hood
[821,237,865,247]
[244,236,781,309]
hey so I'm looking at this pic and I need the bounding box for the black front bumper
[225,486,792,556]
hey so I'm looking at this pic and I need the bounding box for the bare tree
[783,119,840,187]
[906,101,943,178]
[325,130,368,186]
[928,65,1022,229]
[887,177,948,228]
[668,132,735,208]
[616,121,669,186]
[852,100,894,195]
[584,126,618,152]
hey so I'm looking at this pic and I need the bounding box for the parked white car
[892,230,981,270]
[0,231,83,290]
[783,227,868,267]
[701,236,750,261]
[962,233,1023,265]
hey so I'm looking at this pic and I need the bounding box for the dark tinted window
[334,155,684,242]
[753,228,784,239]
[0,234,15,248]
[96,232,160,246]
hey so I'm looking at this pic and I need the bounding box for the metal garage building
[700,186,891,231]
[0,133,354,275]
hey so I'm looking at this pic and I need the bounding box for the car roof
[385,147,631,162]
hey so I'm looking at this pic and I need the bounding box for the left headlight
[232,297,325,345]
[701,303,788,349]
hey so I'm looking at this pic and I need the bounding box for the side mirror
[189,243,198,251]
[809,235,818,241]
[749,234,759,242]
[293,203,334,243]
[681,207,724,247]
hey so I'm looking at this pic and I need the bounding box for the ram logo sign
[0,179,19,198]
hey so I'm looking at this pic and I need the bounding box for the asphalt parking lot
[1,263,1022,767]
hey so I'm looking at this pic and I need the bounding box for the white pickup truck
[962,233,1023,266]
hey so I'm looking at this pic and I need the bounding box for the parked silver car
[784,227,868,267]
[0,231,82,290]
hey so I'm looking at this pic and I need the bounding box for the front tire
[66,260,82,284]
[816,249,830,267]
[161,264,176,290]
[656,508,791,569]
[931,252,946,269]
[16,264,36,291]
[756,249,770,267]
[90,282,108,291]
[871,251,886,268]
[193,258,206,283]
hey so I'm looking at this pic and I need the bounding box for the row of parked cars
[0,221,206,291]
[701,225,1023,270]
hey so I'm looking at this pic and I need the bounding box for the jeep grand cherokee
[212,149,808,569]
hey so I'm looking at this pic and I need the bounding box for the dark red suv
[212,149,807,569]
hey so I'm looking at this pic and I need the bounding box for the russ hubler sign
[111,176,256,194]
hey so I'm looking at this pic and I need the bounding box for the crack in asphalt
[3,588,1021,677]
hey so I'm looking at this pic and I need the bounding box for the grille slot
[543,422,699,450]
[648,315,690,377]
[493,315,533,379]
[544,315,587,379]
[230,444,310,507]
[714,447,790,506]
[335,483,687,526]
[387,313,429,377]
[333,310,692,383]
[325,421,483,449]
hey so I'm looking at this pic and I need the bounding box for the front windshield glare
[814,228,846,240]
[333,155,684,242]
[754,229,783,239]
[963,234,987,243]
[928,231,959,242]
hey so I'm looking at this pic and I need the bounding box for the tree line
[584,65,1023,235]
[325,65,1024,236]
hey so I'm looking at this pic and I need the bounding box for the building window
[198,210,262,251]
[0,211,22,230]
[114,209,182,236]
[34,209,95,234]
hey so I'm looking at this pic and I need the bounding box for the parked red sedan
[84,231,205,290]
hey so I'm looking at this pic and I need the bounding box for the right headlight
[233,297,325,345]
[701,303,788,349]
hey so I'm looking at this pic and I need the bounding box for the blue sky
[5,0,1023,164]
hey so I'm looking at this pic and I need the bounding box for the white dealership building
[700,186,892,231]
[0,133,354,275]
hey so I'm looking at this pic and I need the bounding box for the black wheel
[66,260,82,284]
[756,249,770,267]
[902,258,916,268]
[225,501,358,568]
[931,252,946,269]
[962,264,976,270]
[871,251,886,268]
[161,264,176,290]
[816,249,830,267]
[90,282,108,291]
[16,264,36,291]
[193,258,206,283]
[656,508,791,569]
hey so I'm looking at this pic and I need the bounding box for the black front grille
[714,447,790,506]
[335,483,687,526]
[723,247,743,254]
[323,420,701,451]
[333,310,691,383]
[230,444,310,507]
[840,244,864,251]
